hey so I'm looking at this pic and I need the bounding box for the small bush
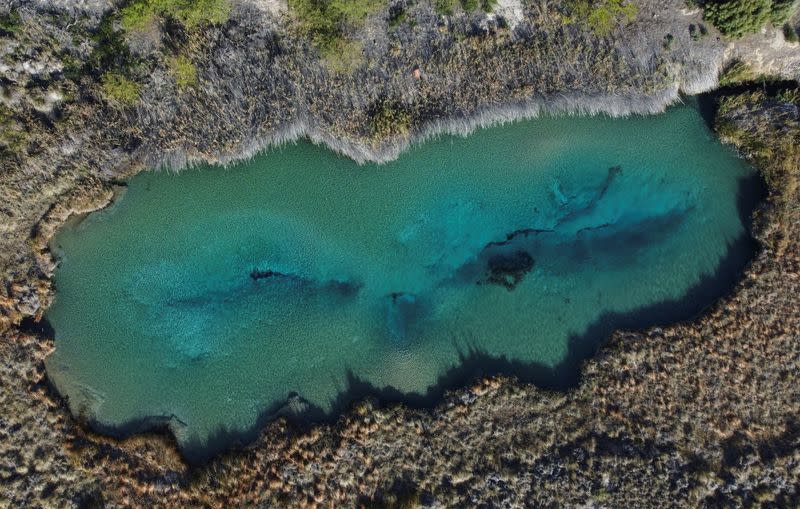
[434,0,495,14]
[567,0,637,36]
[434,0,455,14]
[89,15,133,73]
[770,0,797,25]
[121,0,232,32]
[776,88,800,103]
[785,22,800,41]
[288,0,385,53]
[387,6,407,27]
[101,72,141,105]
[718,60,756,85]
[170,55,197,89]
[370,100,411,140]
[0,10,21,35]
[689,23,709,39]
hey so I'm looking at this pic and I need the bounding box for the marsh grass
[0,105,27,158]
[716,89,800,252]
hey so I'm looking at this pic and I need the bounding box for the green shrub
[434,0,495,14]
[718,60,756,85]
[770,0,797,25]
[785,22,800,41]
[323,38,365,72]
[120,1,157,31]
[434,0,456,14]
[689,23,709,39]
[703,0,797,38]
[170,55,197,88]
[101,72,141,105]
[387,5,407,27]
[0,10,21,35]
[121,0,232,32]
[288,0,385,52]
[477,0,498,12]
[370,100,411,140]
[567,0,638,36]
[89,15,133,73]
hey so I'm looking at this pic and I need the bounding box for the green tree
[704,0,797,38]
[771,0,797,25]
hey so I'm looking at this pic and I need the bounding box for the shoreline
[143,87,686,169]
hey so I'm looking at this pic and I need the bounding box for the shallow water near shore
[45,102,758,459]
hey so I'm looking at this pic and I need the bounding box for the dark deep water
[44,102,761,461]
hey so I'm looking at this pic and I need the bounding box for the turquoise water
[45,103,756,457]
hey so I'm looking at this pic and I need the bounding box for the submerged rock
[483,250,535,290]
[386,293,421,344]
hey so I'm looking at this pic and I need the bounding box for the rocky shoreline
[1,0,799,506]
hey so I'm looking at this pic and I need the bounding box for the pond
[45,101,759,460]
